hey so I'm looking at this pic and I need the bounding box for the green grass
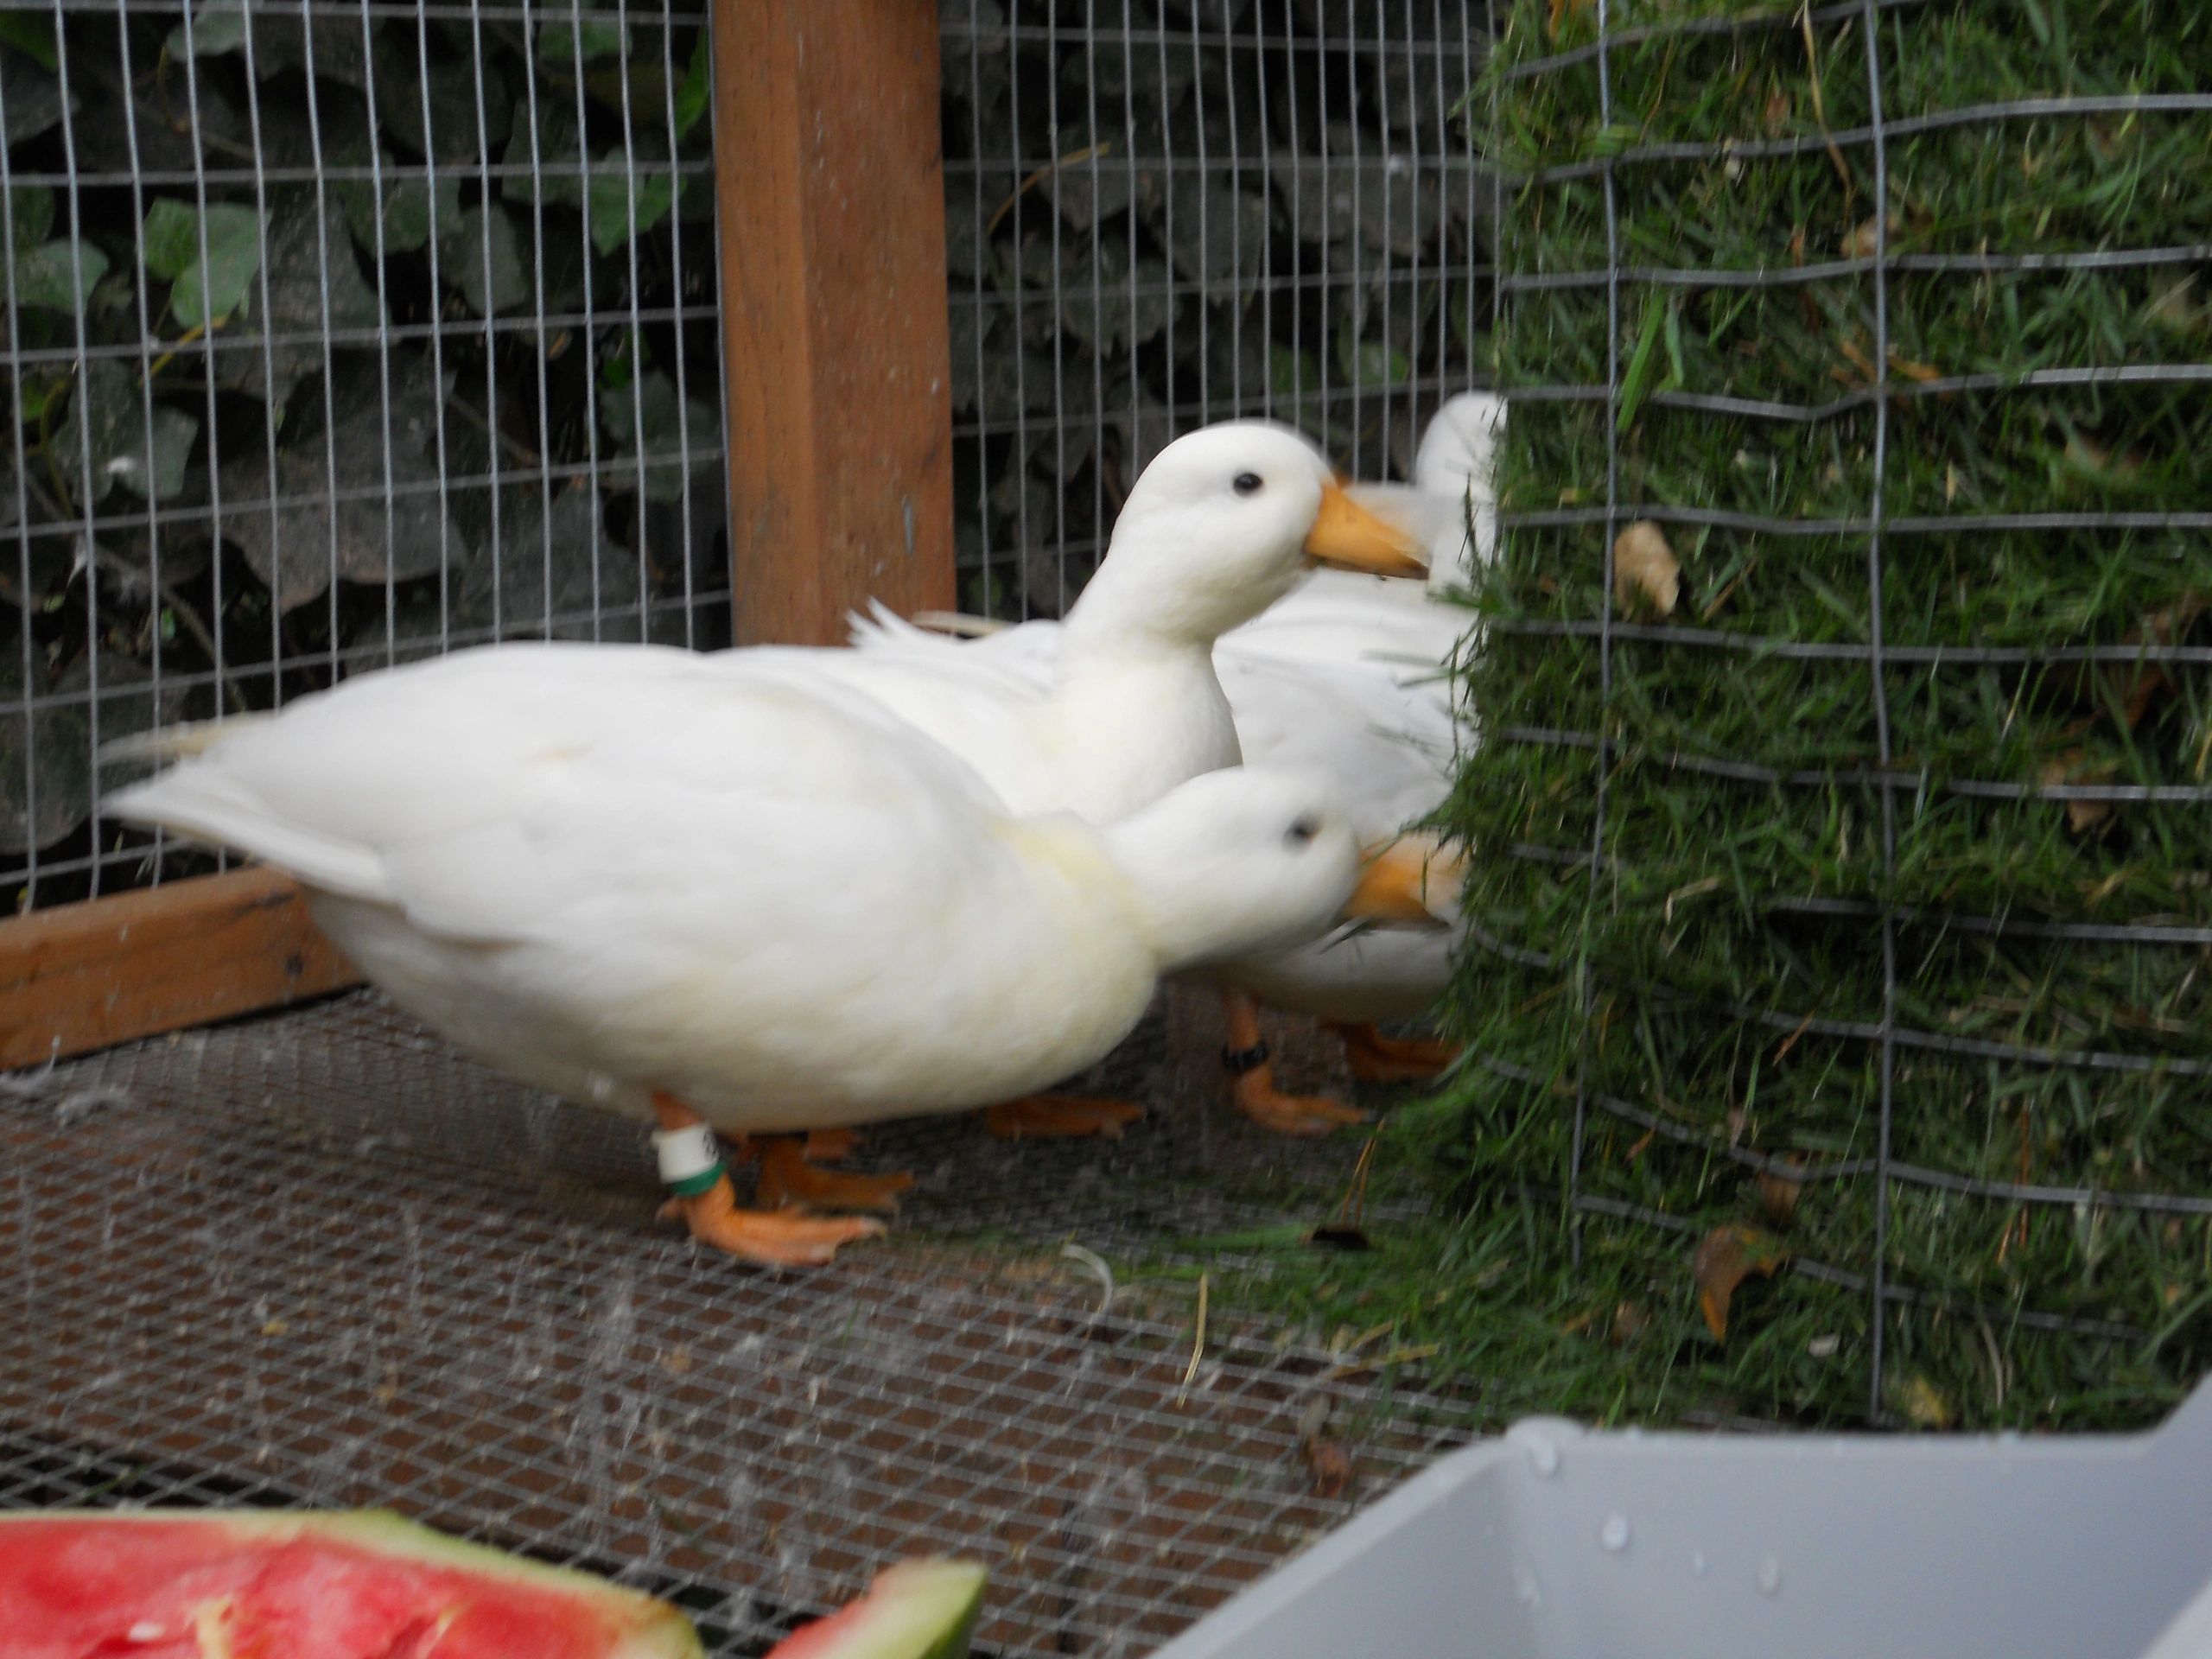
[1198,0,2212,1435]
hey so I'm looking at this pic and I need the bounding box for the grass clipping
[1423,0,2212,1432]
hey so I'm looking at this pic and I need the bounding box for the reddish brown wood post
[0,868,358,1071]
[713,0,957,644]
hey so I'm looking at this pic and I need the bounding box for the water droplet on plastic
[1513,1561,1542,1608]
[1758,1555,1783,1597]
[1523,1435,1561,1477]
[1599,1513,1630,1553]
[1691,1550,1709,1578]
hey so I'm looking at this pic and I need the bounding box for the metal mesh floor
[1,993,1477,1656]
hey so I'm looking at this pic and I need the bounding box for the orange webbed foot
[1229,1067,1367,1137]
[983,1095,1147,1140]
[753,1133,916,1213]
[1331,1023,1461,1083]
[661,1174,884,1267]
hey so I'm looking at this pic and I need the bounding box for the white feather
[105,645,1367,1136]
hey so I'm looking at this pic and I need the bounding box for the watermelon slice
[764,1559,987,1659]
[0,1509,701,1659]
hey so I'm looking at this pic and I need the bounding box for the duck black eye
[1233,472,1264,496]
[1285,815,1320,848]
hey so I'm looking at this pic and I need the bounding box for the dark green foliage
[941,1,1491,618]
[3,4,724,905]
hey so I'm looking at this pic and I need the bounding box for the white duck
[105,645,1440,1266]
[874,394,1505,1134]
[767,419,1429,1160]
[1202,391,1505,1128]
[756,421,1427,822]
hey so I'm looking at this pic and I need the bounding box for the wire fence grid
[1472,0,2212,1424]
[0,990,1483,1657]
[3,7,1503,1653]
[6,0,1503,911]
[3,0,728,913]
[941,0,1493,620]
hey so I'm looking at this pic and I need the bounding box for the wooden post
[714,0,957,644]
[0,868,357,1071]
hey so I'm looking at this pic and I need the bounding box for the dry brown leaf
[2043,749,2118,835]
[2049,591,2206,736]
[1613,520,1680,618]
[1691,1224,1789,1343]
[1840,213,1903,258]
[1755,1160,1804,1227]
[2064,432,2144,480]
[1887,353,1943,385]
[1302,1434,1352,1497]
[1891,1373,1955,1430]
[2146,275,2202,336]
[1610,1300,1650,1347]
[1836,334,1878,382]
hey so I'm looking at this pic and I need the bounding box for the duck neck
[1056,549,1218,667]
[1104,830,1233,974]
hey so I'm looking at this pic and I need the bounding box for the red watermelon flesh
[765,1559,986,1659]
[0,1510,702,1659]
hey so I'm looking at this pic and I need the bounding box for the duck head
[1067,423,1429,649]
[1105,766,1447,974]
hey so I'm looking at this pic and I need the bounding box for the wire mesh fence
[2,0,727,912]
[3,22,1507,1653]
[0,990,1482,1657]
[1454,0,2212,1428]
[940,0,1493,620]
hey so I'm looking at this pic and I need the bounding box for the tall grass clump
[1433,0,2212,1430]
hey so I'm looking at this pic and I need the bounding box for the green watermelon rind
[767,1558,988,1659]
[0,1508,703,1659]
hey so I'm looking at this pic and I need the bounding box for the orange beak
[1303,480,1431,578]
[1343,832,1463,928]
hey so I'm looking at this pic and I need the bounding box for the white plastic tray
[1156,1383,2212,1659]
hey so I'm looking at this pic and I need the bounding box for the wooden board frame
[715,0,957,645]
[0,0,957,1070]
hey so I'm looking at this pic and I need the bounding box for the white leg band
[654,1122,724,1186]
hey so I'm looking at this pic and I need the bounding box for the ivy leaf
[672,29,711,138]
[538,17,632,64]
[377,33,515,165]
[1338,337,1411,389]
[223,353,459,610]
[454,485,644,641]
[165,1,249,58]
[142,200,267,330]
[455,206,527,315]
[13,241,110,314]
[1,648,186,855]
[329,136,464,257]
[10,185,55,248]
[1058,245,1174,353]
[1269,345,1325,400]
[54,359,201,506]
[590,167,677,256]
[218,190,384,405]
[2,51,69,144]
[599,369,715,505]
[0,10,57,70]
